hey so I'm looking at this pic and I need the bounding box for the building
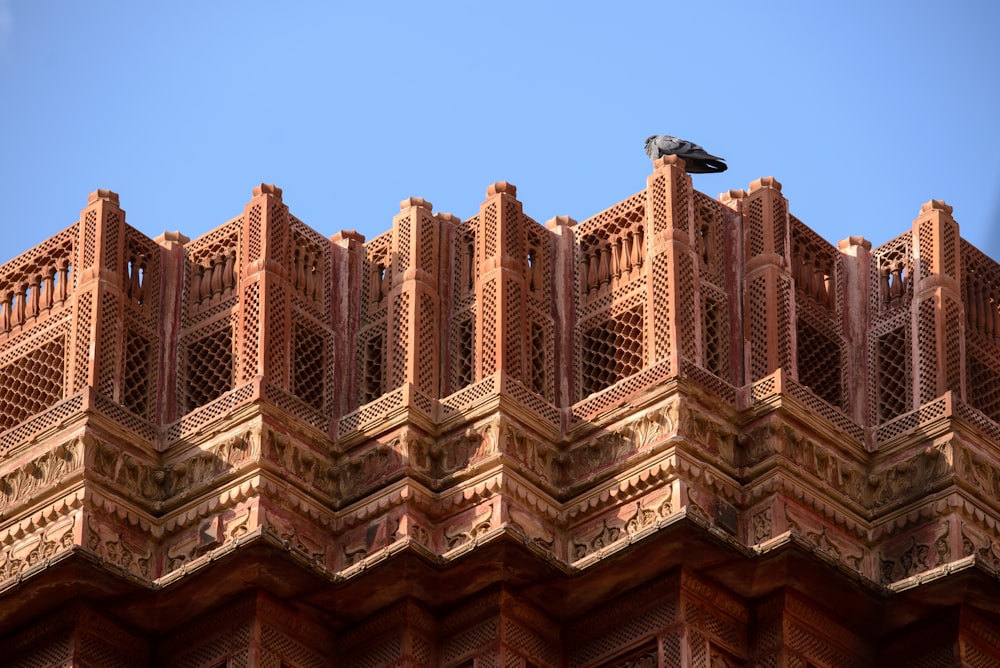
[1,155,1000,666]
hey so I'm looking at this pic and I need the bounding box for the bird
[644,135,727,173]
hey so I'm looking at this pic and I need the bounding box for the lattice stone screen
[580,305,644,398]
[182,326,234,413]
[0,336,66,430]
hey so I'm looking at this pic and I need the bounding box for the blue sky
[1,2,999,264]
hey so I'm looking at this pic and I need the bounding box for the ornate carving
[563,405,674,483]
[508,504,554,550]
[0,437,82,510]
[866,442,951,508]
[573,519,622,560]
[0,514,75,582]
[880,536,929,583]
[433,422,495,476]
[614,651,657,668]
[90,429,259,506]
[752,507,772,543]
[340,439,403,499]
[264,429,337,497]
[956,444,1000,499]
[444,504,494,550]
[680,405,734,463]
[163,506,253,574]
[86,515,152,579]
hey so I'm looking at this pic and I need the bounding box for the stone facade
[1,156,1000,666]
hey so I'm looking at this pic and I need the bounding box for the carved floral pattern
[0,438,83,510]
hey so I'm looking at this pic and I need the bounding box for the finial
[545,215,577,230]
[652,155,686,171]
[87,189,120,205]
[331,229,365,244]
[399,197,432,212]
[252,183,283,199]
[487,181,517,198]
[837,236,872,250]
[747,176,782,193]
[436,212,462,225]
[919,199,953,216]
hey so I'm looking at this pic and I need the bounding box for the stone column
[476,182,527,383]
[385,196,442,399]
[740,177,794,384]
[237,184,290,389]
[69,190,128,397]
[910,200,964,406]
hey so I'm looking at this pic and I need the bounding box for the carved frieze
[571,488,674,561]
[443,500,496,552]
[0,437,83,511]
[784,503,865,570]
[85,513,153,579]
[563,404,675,484]
[264,429,337,497]
[955,442,1000,500]
[679,405,735,464]
[162,503,254,575]
[740,422,866,508]
[339,436,404,500]
[429,422,496,476]
[0,513,76,583]
[90,429,260,508]
[961,521,1000,573]
[507,503,555,551]
[866,441,952,509]
[877,521,950,584]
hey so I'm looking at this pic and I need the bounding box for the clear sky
[1,2,999,264]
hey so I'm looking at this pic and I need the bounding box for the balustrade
[0,257,72,335]
[579,227,644,299]
[190,250,236,307]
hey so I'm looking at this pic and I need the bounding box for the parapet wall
[1,159,998,455]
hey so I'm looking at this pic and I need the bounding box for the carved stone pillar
[238,184,290,389]
[386,197,442,398]
[741,177,794,384]
[911,200,964,406]
[69,190,127,398]
[476,182,527,383]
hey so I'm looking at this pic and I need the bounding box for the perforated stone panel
[184,326,233,413]
[748,198,765,258]
[360,331,385,404]
[82,209,97,269]
[122,329,153,419]
[96,292,119,399]
[702,291,728,380]
[239,282,260,384]
[482,278,498,375]
[260,624,326,668]
[677,250,697,361]
[570,600,676,668]
[581,306,644,398]
[876,325,910,422]
[968,354,1000,422]
[442,618,498,666]
[503,278,523,380]
[0,336,65,430]
[293,322,326,412]
[417,293,436,395]
[796,317,843,409]
[748,274,770,382]
[8,631,71,668]
[390,291,409,390]
[918,297,939,404]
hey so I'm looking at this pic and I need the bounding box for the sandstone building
[1,156,1000,666]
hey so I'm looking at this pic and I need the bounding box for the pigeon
[644,135,727,173]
